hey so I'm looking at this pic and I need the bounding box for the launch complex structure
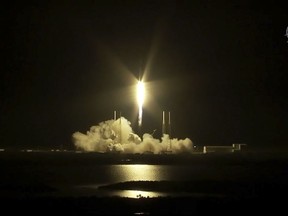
[111,110,246,154]
[113,110,173,153]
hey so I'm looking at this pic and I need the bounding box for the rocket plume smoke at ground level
[72,117,194,154]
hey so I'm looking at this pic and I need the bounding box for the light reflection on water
[100,164,203,184]
[75,164,193,198]
[48,163,219,187]
[120,190,163,198]
[76,186,193,198]
[49,164,236,198]
[115,190,221,199]
[70,164,247,198]
[76,186,221,199]
[76,163,211,186]
[108,164,160,182]
[98,189,168,198]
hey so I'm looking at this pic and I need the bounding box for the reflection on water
[115,190,223,199]
[76,186,196,198]
[64,164,250,198]
[103,164,202,184]
[75,164,196,198]
[109,164,160,182]
[75,186,223,199]
[45,163,222,187]
[75,164,167,197]
[121,190,163,198]
[74,185,168,198]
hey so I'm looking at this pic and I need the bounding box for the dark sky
[1,0,287,150]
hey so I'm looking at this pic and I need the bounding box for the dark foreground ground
[1,150,288,215]
[1,194,287,215]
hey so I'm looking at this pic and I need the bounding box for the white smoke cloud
[72,117,194,154]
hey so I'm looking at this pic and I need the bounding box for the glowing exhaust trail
[137,80,145,126]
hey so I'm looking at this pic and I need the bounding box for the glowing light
[117,164,158,180]
[137,80,145,126]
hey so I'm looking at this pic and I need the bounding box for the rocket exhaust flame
[137,80,145,127]
[72,77,194,154]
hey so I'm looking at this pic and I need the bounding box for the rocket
[162,111,166,135]
[138,69,143,82]
[162,111,172,137]
[138,60,144,82]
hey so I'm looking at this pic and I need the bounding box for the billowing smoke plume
[72,117,194,154]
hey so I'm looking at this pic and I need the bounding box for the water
[45,164,248,198]
[71,164,204,198]
[41,164,208,198]
[1,151,287,199]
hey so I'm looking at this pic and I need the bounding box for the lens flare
[137,80,145,126]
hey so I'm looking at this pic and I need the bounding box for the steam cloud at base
[72,117,194,154]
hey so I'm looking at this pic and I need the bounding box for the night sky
[1,0,287,150]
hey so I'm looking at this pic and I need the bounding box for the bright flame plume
[137,80,145,126]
